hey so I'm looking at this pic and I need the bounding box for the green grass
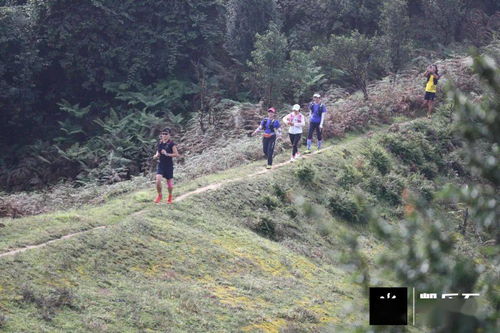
[0,116,485,332]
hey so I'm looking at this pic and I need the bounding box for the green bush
[380,132,425,166]
[420,163,438,180]
[380,129,446,179]
[253,217,277,240]
[328,191,368,224]
[295,163,315,184]
[316,220,335,237]
[337,164,362,188]
[0,312,6,329]
[364,174,404,206]
[406,174,435,203]
[272,183,287,202]
[262,194,279,210]
[285,206,298,219]
[363,145,391,175]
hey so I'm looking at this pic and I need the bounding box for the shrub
[20,287,76,322]
[406,174,435,203]
[272,183,287,202]
[363,145,391,175]
[261,195,279,210]
[316,219,335,237]
[295,163,315,184]
[420,163,438,179]
[301,201,315,218]
[328,191,368,224]
[380,132,425,166]
[285,206,298,219]
[0,312,6,329]
[336,164,362,188]
[253,217,277,240]
[365,174,404,206]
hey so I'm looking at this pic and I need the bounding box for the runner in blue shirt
[252,107,282,169]
[306,93,327,153]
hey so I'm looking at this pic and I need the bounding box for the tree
[245,24,288,107]
[0,6,40,149]
[338,0,383,35]
[421,0,469,44]
[371,54,500,332]
[380,0,412,76]
[449,54,500,246]
[225,0,278,63]
[313,31,381,100]
[285,50,325,103]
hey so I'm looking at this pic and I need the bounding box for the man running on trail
[153,128,179,204]
[252,107,282,169]
[305,93,327,153]
[423,64,440,118]
[283,104,305,161]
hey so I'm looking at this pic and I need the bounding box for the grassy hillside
[0,54,476,220]
[1,107,490,332]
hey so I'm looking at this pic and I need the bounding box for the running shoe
[154,195,162,203]
[295,152,301,159]
[304,149,312,154]
[167,195,173,204]
[266,165,272,169]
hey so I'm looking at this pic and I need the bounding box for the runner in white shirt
[282,104,305,161]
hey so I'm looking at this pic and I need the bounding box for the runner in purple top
[252,107,282,169]
[306,93,327,153]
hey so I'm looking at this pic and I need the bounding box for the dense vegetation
[0,56,498,330]
[1,0,499,190]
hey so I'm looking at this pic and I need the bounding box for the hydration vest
[261,118,278,132]
[288,113,303,124]
[309,103,325,121]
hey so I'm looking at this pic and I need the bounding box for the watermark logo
[369,287,408,325]
[369,288,481,326]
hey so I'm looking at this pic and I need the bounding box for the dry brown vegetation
[0,55,479,218]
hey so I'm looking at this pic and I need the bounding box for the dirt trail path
[0,147,330,258]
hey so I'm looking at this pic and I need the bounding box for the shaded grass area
[0,126,366,254]
[0,112,479,332]
[0,192,360,332]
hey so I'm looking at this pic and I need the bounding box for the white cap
[313,93,321,98]
[292,104,300,111]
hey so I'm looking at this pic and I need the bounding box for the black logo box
[369,287,408,325]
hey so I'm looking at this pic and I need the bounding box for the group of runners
[251,93,327,169]
[153,65,441,204]
[151,93,326,204]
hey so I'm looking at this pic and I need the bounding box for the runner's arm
[283,114,292,125]
[252,124,262,136]
[167,145,179,158]
[320,108,326,129]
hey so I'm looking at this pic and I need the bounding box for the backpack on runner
[262,118,277,138]
[309,103,325,118]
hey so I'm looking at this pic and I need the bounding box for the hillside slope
[0,54,476,220]
[1,109,489,332]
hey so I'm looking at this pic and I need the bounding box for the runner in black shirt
[153,128,179,204]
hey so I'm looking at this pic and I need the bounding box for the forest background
[0,0,499,191]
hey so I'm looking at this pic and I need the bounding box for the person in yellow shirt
[423,64,440,118]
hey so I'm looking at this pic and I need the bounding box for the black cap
[161,128,171,134]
